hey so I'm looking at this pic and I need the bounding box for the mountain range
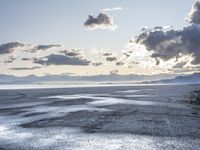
[0,73,176,84]
[146,73,200,84]
[0,73,199,84]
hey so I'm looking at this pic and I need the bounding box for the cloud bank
[0,42,92,73]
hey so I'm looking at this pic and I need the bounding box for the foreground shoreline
[0,82,199,90]
[0,84,199,149]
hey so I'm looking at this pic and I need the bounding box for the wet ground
[0,84,200,150]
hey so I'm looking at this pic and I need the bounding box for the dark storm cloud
[0,42,24,54]
[84,13,117,30]
[187,1,200,24]
[33,54,90,66]
[10,67,41,70]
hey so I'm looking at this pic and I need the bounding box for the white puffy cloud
[84,13,118,31]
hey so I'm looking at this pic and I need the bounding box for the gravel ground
[0,84,200,150]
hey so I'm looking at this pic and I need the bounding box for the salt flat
[0,84,199,150]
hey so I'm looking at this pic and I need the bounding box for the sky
[0,0,200,77]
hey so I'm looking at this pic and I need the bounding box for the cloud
[92,62,103,66]
[0,42,91,66]
[31,45,61,53]
[134,1,200,66]
[123,53,130,58]
[102,52,112,56]
[0,42,62,54]
[3,56,16,64]
[135,24,200,65]
[172,62,187,69]
[10,67,41,70]
[35,45,61,50]
[187,1,200,24]
[60,50,80,57]
[21,58,31,61]
[84,13,118,31]
[0,42,24,54]
[33,54,90,66]
[101,7,123,12]
[106,56,117,62]
[110,69,119,74]
[2,1,200,76]
[4,60,13,64]
[116,61,124,66]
